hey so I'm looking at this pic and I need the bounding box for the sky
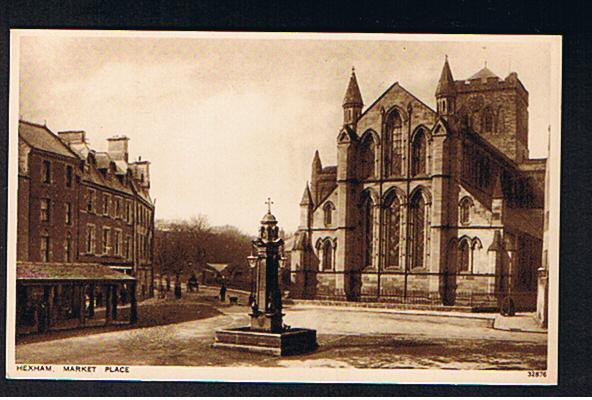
[16,32,560,235]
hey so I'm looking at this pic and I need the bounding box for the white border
[6,30,561,385]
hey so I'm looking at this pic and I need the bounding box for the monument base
[213,327,317,356]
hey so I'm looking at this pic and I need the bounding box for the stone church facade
[290,59,545,309]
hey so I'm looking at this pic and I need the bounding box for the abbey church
[290,58,546,309]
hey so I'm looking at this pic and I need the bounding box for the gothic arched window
[385,110,403,176]
[459,239,470,273]
[497,107,505,133]
[472,238,483,272]
[483,106,494,133]
[411,129,428,176]
[409,192,426,269]
[459,197,472,225]
[359,133,376,180]
[361,194,374,268]
[384,194,401,268]
[322,240,333,271]
[323,202,334,226]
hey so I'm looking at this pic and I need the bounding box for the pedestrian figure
[37,301,48,334]
[219,284,227,302]
[188,273,198,292]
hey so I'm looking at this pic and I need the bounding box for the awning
[17,262,136,285]
[205,263,229,273]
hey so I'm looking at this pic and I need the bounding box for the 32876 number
[528,371,547,378]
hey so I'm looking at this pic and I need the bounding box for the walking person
[219,283,227,302]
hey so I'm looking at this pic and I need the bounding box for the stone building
[290,59,545,309]
[16,120,154,333]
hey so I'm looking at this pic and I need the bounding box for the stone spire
[435,56,456,97]
[300,183,313,206]
[312,150,322,172]
[342,67,363,129]
[492,173,504,199]
[342,67,363,107]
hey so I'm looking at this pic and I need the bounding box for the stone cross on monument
[251,197,284,332]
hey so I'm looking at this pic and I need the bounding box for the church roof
[435,57,456,97]
[342,68,363,107]
[469,66,499,81]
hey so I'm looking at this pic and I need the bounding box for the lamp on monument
[247,253,259,269]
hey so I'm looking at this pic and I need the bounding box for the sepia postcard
[6,30,561,384]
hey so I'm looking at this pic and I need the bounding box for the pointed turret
[488,230,504,252]
[343,68,363,107]
[492,173,504,199]
[299,183,313,229]
[311,150,322,205]
[436,56,456,97]
[342,67,363,129]
[312,150,322,172]
[436,56,457,117]
[300,183,313,206]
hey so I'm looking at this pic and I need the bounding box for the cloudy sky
[16,32,560,234]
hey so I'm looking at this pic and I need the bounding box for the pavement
[15,287,548,370]
[209,285,547,333]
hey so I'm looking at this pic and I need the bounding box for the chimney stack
[58,130,86,145]
[107,135,130,163]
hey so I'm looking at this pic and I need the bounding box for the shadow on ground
[17,296,222,345]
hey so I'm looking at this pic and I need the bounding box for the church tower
[342,67,363,130]
[435,56,457,118]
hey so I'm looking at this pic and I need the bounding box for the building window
[86,224,96,254]
[102,227,111,255]
[411,128,427,176]
[114,230,122,256]
[64,233,72,262]
[385,110,403,176]
[409,192,426,269]
[359,133,376,180]
[125,235,132,260]
[40,198,50,222]
[87,189,95,213]
[322,240,333,271]
[40,234,50,262]
[361,194,374,267]
[66,165,73,188]
[459,197,472,225]
[65,202,72,225]
[471,238,483,273]
[103,194,110,216]
[115,198,121,219]
[323,202,334,226]
[384,194,401,268]
[42,160,51,183]
[459,239,470,273]
[477,157,490,189]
